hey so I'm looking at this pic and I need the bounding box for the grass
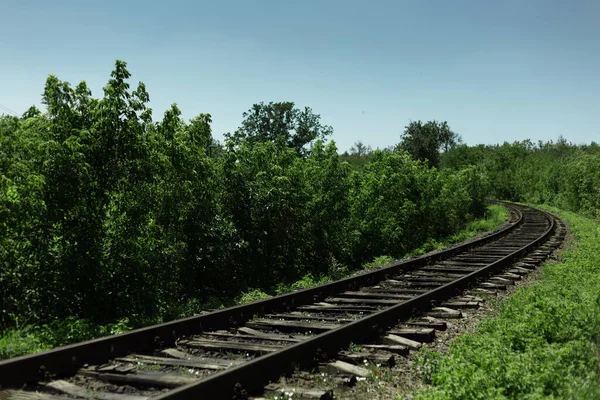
[0,329,50,359]
[0,317,131,360]
[411,206,600,399]
[349,342,363,352]
[134,362,164,372]
[0,204,509,360]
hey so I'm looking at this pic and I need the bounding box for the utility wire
[0,104,18,116]
[0,104,20,116]
[0,103,22,117]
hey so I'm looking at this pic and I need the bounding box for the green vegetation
[405,204,509,257]
[0,203,507,359]
[236,289,272,305]
[348,342,362,352]
[0,60,487,358]
[224,101,333,156]
[342,120,461,171]
[465,204,509,233]
[4,61,598,394]
[413,207,600,399]
[399,120,461,169]
[0,317,130,359]
[443,139,600,217]
[364,255,395,270]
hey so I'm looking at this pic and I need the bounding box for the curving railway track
[0,202,566,400]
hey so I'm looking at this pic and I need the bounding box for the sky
[1,0,598,151]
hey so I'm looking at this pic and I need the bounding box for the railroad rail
[0,202,566,400]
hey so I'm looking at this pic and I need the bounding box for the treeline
[442,139,600,217]
[0,61,487,329]
[341,121,462,171]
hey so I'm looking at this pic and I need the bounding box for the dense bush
[442,139,600,217]
[348,152,487,262]
[0,61,488,330]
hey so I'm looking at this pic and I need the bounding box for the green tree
[0,114,49,326]
[303,140,352,273]
[221,139,311,288]
[227,101,333,155]
[400,120,461,168]
[0,59,496,335]
[341,141,374,170]
[349,141,372,156]
[21,106,41,120]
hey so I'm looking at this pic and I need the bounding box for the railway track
[0,202,566,400]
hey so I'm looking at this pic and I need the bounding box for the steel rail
[0,202,531,390]
[153,203,556,399]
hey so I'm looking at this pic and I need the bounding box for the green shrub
[237,289,272,305]
[364,255,395,270]
[0,61,490,354]
[0,317,131,360]
[443,140,600,218]
[0,329,50,360]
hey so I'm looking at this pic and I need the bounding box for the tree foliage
[340,141,376,170]
[400,120,461,168]
[0,61,487,330]
[226,101,333,155]
[442,139,600,217]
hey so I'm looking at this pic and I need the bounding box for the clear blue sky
[1,0,598,151]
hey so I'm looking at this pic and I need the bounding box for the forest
[1,61,598,356]
[0,61,487,335]
[442,139,600,217]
